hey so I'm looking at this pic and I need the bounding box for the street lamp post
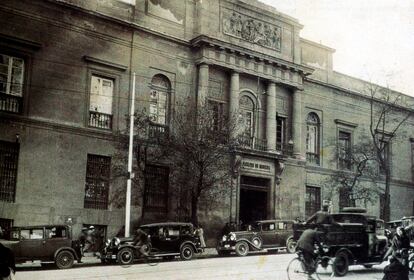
[125,72,136,238]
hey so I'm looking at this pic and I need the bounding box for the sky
[260,0,414,97]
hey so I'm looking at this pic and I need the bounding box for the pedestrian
[0,242,16,280]
[296,227,323,279]
[305,203,332,225]
[194,224,206,248]
[382,226,410,280]
[132,228,151,256]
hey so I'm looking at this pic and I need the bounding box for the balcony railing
[238,136,267,152]
[147,123,169,141]
[276,141,293,156]
[0,93,22,113]
[89,111,112,130]
[306,152,320,165]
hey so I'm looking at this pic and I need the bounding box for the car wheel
[333,251,349,277]
[217,250,231,257]
[55,250,75,269]
[180,244,194,261]
[117,247,135,265]
[408,254,414,272]
[286,237,297,254]
[235,241,249,257]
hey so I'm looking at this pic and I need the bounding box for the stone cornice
[0,113,119,142]
[305,77,414,113]
[83,56,128,72]
[0,33,42,50]
[334,119,358,128]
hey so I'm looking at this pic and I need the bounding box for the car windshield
[245,223,260,231]
[331,214,366,224]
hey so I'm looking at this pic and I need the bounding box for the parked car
[0,225,82,269]
[101,222,204,265]
[293,207,388,276]
[217,220,296,257]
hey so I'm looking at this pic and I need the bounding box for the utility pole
[125,72,136,238]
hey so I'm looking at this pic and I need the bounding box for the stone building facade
[0,0,413,244]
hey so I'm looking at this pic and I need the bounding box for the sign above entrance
[242,160,271,173]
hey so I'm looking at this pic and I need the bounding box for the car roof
[12,224,69,229]
[253,220,293,223]
[140,222,193,228]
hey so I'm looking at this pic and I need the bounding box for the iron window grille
[84,154,111,210]
[338,131,352,170]
[144,165,169,215]
[305,186,321,218]
[0,140,19,202]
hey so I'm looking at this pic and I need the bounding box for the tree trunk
[383,170,391,221]
[191,194,199,226]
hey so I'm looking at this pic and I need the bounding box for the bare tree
[367,84,412,221]
[323,137,380,209]
[157,99,239,225]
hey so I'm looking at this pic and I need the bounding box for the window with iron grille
[339,187,355,210]
[0,53,24,113]
[276,116,286,151]
[379,140,390,175]
[89,75,113,129]
[84,154,111,210]
[144,165,169,214]
[306,113,320,165]
[305,186,321,218]
[338,131,351,170]
[0,140,19,202]
[208,100,225,131]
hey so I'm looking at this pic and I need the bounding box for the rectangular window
[84,154,111,210]
[0,53,24,113]
[144,165,169,215]
[149,89,168,125]
[339,187,355,209]
[208,100,224,131]
[338,131,351,170]
[305,186,321,218]
[0,140,19,202]
[276,116,286,151]
[89,75,113,129]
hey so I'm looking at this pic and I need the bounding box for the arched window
[239,95,255,138]
[306,112,320,164]
[149,74,170,125]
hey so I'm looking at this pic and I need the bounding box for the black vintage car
[293,208,388,276]
[0,225,82,269]
[217,220,296,257]
[101,222,204,265]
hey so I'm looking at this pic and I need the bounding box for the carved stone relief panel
[222,9,281,51]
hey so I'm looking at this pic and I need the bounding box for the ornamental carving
[223,10,281,50]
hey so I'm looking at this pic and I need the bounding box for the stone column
[229,71,240,139]
[266,81,277,152]
[291,89,303,159]
[197,63,209,108]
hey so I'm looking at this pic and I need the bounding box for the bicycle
[287,250,335,280]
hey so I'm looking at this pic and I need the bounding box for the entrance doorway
[239,176,270,224]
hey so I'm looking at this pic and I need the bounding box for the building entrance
[239,176,270,224]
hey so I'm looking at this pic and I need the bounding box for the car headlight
[114,237,121,246]
[229,233,236,241]
[222,235,227,241]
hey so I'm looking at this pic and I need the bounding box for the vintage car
[101,222,204,265]
[293,208,388,276]
[0,224,82,269]
[217,220,296,257]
